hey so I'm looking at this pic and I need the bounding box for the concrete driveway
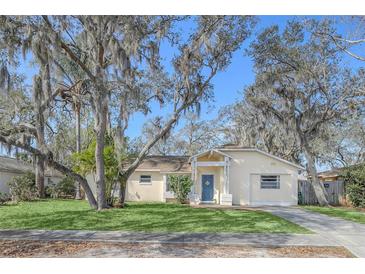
[262,206,365,258]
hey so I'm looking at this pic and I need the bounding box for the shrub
[168,175,193,203]
[341,164,365,208]
[45,176,76,199]
[0,192,11,205]
[45,180,57,198]
[346,183,365,208]
[8,172,38,202]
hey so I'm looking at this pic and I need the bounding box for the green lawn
[0,200,309,233]
[303,206,365,224]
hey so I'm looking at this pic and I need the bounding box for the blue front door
[202,175,214,201]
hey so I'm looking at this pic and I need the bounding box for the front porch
[189,150,233,206]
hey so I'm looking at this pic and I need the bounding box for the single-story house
[317,163,363,183]
[88,145,304,206]
[0,155,64,194]
[317,168,345,183]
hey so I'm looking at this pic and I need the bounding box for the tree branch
[121,65,218,178]
[42,16,97,83]
[0,133,97,209]
[0,123,38,138]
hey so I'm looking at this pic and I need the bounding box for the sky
[125,16,297,139]
[124,15,364,139]
[2,16,364,171]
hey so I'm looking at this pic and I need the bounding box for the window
[166,176,171,192]
[140,175,152,184]
[260,175,280,189]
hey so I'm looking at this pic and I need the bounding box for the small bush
[45,176,76,199]
[8,172,38,202]
[168,175,193,203]
[0,192,11,205]
[342,164,365,208]
[346,184,365,208]
[45,181,58,198]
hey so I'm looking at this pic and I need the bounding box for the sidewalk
[262,206,365,258]
[0,229,338,247]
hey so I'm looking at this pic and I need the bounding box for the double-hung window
[140,175,152,184]
[260,175,280,189]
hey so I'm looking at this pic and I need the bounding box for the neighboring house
[318,168,344,183]
[88,145,304,206]
[302,167,349,205]
[0,155,64,194]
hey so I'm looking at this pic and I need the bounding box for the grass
[0,199,309,233]
[303,206,365,224]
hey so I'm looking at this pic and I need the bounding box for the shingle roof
[136,155,191,173]
[218,144,255,149]
[0,155,63,177]
[317,163,364,179]
[317,168,343,178]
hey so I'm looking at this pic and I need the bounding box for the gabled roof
[189,149,233,161]
[135,155,191,173]
[317,168,343,178]
[190,146,304,170]
[218,147,305,170]
[217,144,255,150]
[317,163,364,179]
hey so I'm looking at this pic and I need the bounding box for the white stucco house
[0,155,64,194]
[88,145,304,206]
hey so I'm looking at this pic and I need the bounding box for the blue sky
[126,16,334,137]
[125,15,364,140]
[126,16,298,138]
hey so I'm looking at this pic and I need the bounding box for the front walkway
[262,206,365,258]
[0,229,335,247]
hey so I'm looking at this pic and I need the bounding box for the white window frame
[260,175,280,189]
[139,175,152,185]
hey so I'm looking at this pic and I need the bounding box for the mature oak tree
[0,16,255,210]
[245,20,364,205]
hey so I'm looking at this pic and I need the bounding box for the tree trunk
[0,134,98,209]
[117,175,128,207]
[94,95,108,210]
[293,120,329,206]
[75,107,82,200]
[302,144,329,206]
[33,75,46,198]
[115,113,180,206]
[35,155,45,198]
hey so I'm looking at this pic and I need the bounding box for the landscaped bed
[303,206,365,224]
[0,200,309,233]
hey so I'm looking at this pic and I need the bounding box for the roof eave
[219,148,305,170]
[189,149,233,161]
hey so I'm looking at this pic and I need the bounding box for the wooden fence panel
[298,180,345,205]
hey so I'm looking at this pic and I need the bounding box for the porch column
[162,174,167,202]
[189,157,200,205]
[224,156,230,194]
[220,156,232,206]
[190,158,195,193]
[223,159,227,194]
[223,156,230,194]
[194,158,198,193]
